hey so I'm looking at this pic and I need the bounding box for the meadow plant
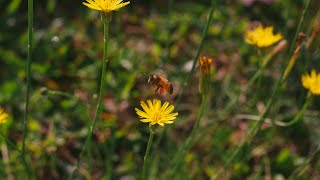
[277,70,320,126]
[168,56,213,178]
[1,0,319,179]
[244,24,283,90]
[69,0,130,178]
[135,99,178,180]
[214,0,311,178]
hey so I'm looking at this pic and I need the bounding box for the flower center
[153,111,161,122]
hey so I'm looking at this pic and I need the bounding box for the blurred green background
[0,0,320,179]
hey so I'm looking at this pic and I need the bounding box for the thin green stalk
[68,14,110,179]
[142,126,155,180]
[276,92,312,127]
[245,66,264,91]
[287,0,310,57]
[162,0,173,64]
[244,46,279,93]
[106,126,115,180]
[175,0,215,107]
[168,95,207,177]
[21,0,34,178]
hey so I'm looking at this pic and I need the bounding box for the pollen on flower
[135,99,178,126]
[0,108,8,124]
[301,69,320,95]
[83,0,130,13]
[245,25,282,48]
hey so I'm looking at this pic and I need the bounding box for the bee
[147,74,173,95]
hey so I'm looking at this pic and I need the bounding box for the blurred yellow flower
[0,108,8,124]
[245,25,282,48]
[83,0,130,13]
[301,69,320,95]
[135,99,178,126]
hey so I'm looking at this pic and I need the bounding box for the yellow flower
[245,25,282,48]
[0,108,8,124]
[83,0,130,13]
[301,69,320,95]
[135,99,178,126]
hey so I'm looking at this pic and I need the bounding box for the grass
[0,0,319,179]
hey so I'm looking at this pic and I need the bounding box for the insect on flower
[147,74,173,95]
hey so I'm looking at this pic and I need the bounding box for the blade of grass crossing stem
[212,1,311,179]
[68,13,110,179]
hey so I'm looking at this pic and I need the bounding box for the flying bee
[147,74,173,95]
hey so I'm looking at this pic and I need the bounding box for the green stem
[244,51,274,93]
[169,95,207,177]
[276,92,312,127]
[162,0,173,64]
[68,13,110,179]
[142,126,155,180]
[175,0,215,107]
[21,0,34,178]
[245,66,264,91]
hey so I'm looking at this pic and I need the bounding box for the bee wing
[152,69,167,78]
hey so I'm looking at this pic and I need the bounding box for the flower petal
[141,101,151,115]
[164,105,174,114]
[135,108,150,119]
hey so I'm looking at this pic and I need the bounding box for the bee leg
[155,86,160,93]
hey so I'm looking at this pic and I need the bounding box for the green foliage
[0,0,319,179]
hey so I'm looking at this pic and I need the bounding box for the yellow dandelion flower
[135,99,178,126]
[301,69,320,95]
[245,25,282,48]
[83,0,130,13]
[0,108,8,124]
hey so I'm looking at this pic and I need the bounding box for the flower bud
[199,56,213,95]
